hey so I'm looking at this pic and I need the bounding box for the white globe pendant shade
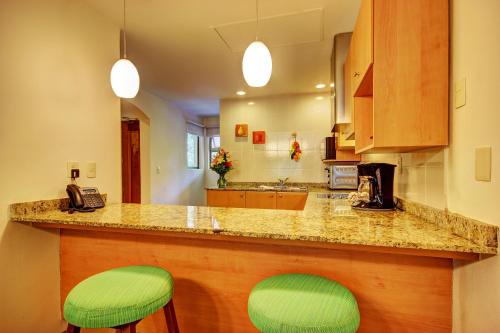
[110,58,140,98]
[242,41,272,87]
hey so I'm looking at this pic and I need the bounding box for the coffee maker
[353,163,396,210]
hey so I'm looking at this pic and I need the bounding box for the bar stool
[64,265,179,333]
[248,273,360,333]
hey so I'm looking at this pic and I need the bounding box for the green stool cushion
[64,265,174,328]
[248,274,360,333]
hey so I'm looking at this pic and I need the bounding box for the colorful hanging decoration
[290,132,302,162]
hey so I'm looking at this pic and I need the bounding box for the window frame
[187,132,200,169]
[208,135,221,166]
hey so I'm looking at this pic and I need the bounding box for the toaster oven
[327,164,358,190]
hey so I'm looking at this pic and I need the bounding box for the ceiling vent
[212,8,324,52]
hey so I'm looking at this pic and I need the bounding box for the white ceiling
[85,0,361,116]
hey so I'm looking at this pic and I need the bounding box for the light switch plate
[455,78,466,109]
[475,147,491,182]
[67,161,79,178]
[87,161,96,178]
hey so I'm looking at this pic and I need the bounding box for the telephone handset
[66,184,105,213]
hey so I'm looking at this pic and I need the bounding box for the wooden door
[121,120,141,203]
[245,191,276,209]
[207,190,228,207]
[351,0,373,94]
[227,191,246,208]
[372,0,449,149]
[276,192,308,210]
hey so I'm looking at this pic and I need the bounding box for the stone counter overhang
[10,192,498,261]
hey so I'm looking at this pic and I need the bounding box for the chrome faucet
[278,178,289,187]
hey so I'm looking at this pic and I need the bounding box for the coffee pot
[353,163,396,210]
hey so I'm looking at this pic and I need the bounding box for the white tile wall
[219,94,331,183]
[362,148,447,209]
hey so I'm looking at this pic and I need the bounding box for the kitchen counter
[11,192,496,332]
[10,191,497,258]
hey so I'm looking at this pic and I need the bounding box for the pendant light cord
[123,0,127,58]
[255,0,259,40]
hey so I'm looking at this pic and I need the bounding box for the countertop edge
[11,216,495,259]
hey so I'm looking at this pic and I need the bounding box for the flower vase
[217,173,228,188]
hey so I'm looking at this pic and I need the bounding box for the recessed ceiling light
[315,96,324,100]
[315,83,326,89]
[330,83,335,88]
[248,101,255,106]
[236,90,246,96]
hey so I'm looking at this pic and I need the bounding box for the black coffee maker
[354,163,396,210]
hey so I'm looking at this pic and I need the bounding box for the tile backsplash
[224,131,326,182]
[363,148,447,209]
[220,94,331,183]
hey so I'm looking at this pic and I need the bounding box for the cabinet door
[227,191,246,208]
[343,52,353,125]
[351,0,373,94]
[245,192,276,209]
[206,190,228,207]
[276,192,308,210]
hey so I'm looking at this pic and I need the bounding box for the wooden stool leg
[115,321,138,333]
[163,299,180,333]
[67,324,80,333]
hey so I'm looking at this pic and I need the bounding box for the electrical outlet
[67,161,80,178]
[87,161,96,178]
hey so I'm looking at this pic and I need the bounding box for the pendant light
[242,0,272,87]
[110,0,140,98]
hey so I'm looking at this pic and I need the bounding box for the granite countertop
[10,191,497,256]
[205,182,327,193]
[206,186,309,192]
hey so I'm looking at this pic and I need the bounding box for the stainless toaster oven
[327,164,358,190]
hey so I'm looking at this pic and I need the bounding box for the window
[208,135,220,164]
[187,132,199,169]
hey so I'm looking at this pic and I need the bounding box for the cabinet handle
[240,194,244,198]
[369,136,374,139]
[353,72,360,77]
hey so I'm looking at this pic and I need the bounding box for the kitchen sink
[258,185,307,191]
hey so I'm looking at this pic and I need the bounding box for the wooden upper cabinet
[276,192,308,210]
[342,53,354,142]
[227,191,246,208]
[245,192,277,210]
[350,0,373,95]
[347,0,449,153]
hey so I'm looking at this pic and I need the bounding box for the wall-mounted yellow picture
[235,124,248,137]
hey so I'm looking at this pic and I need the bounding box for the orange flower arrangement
[210,148,233,188]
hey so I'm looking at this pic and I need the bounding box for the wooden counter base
[61,229,452,333]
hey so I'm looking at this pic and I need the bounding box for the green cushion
[248,274,360,333]
[64,265,174,328]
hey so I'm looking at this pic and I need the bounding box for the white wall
[129,91,206,206]
[204,116,220,188]
[0,1,121,332]
[364,1,500,331]
[121,101,151,204]
[449,0,500,331]
[220,94,331,183]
